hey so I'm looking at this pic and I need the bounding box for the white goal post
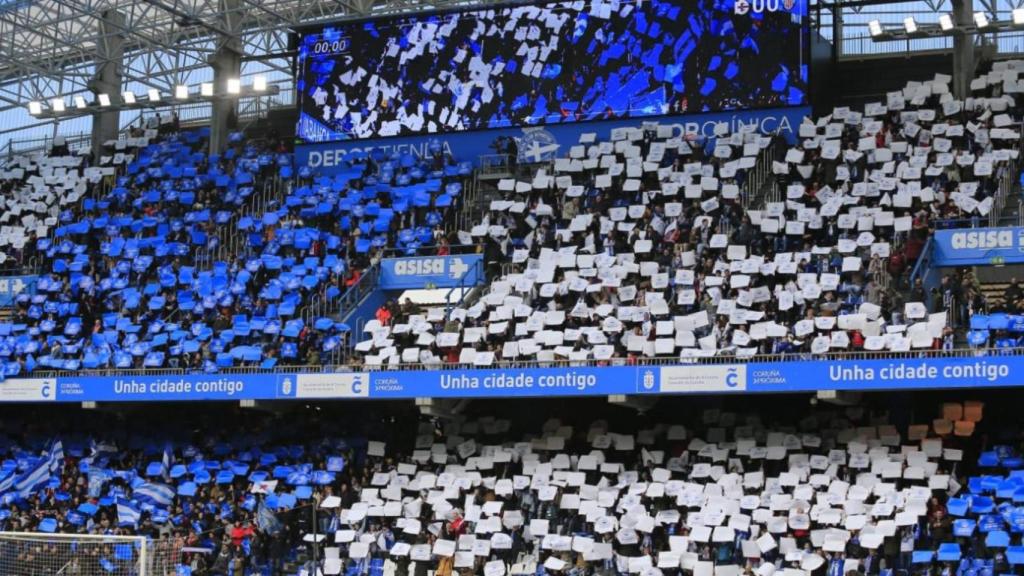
[0,531,182,576]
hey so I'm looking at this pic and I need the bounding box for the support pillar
[952,0,976,100]
[208,0,244,155]
[90,9,124,162]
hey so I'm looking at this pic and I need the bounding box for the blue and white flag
[133,482,175,508]
[0,469,16,493]
[14,457,52,499]
[49,440,64,474]
[87,470,109,499]
[117,497,141,527]
[161,443,174,481]
[81,440,117,468]
[256,500,282,535]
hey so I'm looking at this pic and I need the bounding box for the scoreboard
[296,0,809,143]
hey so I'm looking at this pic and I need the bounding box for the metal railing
[17,346,1024,379]
[3,131,93,158]
[307,262,381,327]
[742,140,781,210]
[378,243,481,259]
[212,173,289,264]
[476,154,514,179]
[987,125,1024,227]
[909,236,933,287]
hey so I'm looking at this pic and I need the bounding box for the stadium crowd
[354,63,1024,366]
[0,118,471,376]
[0,395,1016,576]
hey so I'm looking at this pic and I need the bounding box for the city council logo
[642,370,655,390]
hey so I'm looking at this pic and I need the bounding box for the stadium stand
[352,65,1024,367]
[3,60,1023,375]
[0,394,1014,576]
[0,122,483,376]
[0,129,357,375]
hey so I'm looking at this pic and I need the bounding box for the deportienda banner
[296,106,810,176]
[1,354,1020,402]
[932,227,1024,266]
[380,255,483,289]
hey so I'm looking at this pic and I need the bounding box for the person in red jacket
[231,519,254,548]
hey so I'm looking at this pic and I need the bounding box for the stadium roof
[0,0,488,115]
[2,0,1024,146]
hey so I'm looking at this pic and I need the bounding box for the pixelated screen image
[296,0,808,143]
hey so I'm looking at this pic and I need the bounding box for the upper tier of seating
[0,127,477,377]
[353,63,1024,367]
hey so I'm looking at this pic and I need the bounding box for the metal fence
[19,347,1024,380]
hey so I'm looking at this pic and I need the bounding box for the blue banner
[380,255,483,290]
[296,106,810,176]
[933,227,1024,266]
[0,275,37,307]
[0,354,1019,402]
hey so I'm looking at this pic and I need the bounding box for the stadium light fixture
[903,17,917,34]
[98,93,111,107]
[227,78,241,95]
[27,101,42,115]
[74,96,87,110]
[51,98,65,112]
[122,91,136,104]
[201,83,214,97]
[175,85,189,99]
[939,14,954,30]
[868,20,883,37]
[974,12,989,28]
[1014,8,1024,25]
[148,88,161,102]
[253,75,267,92]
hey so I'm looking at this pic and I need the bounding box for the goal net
[0,532,183,576]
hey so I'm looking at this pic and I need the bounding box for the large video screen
[296,0,808,143]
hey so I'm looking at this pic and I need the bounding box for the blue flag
[256,499,282,535]
[162,443,174,481]
[133,482,174,508]
[116,497,141,527]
